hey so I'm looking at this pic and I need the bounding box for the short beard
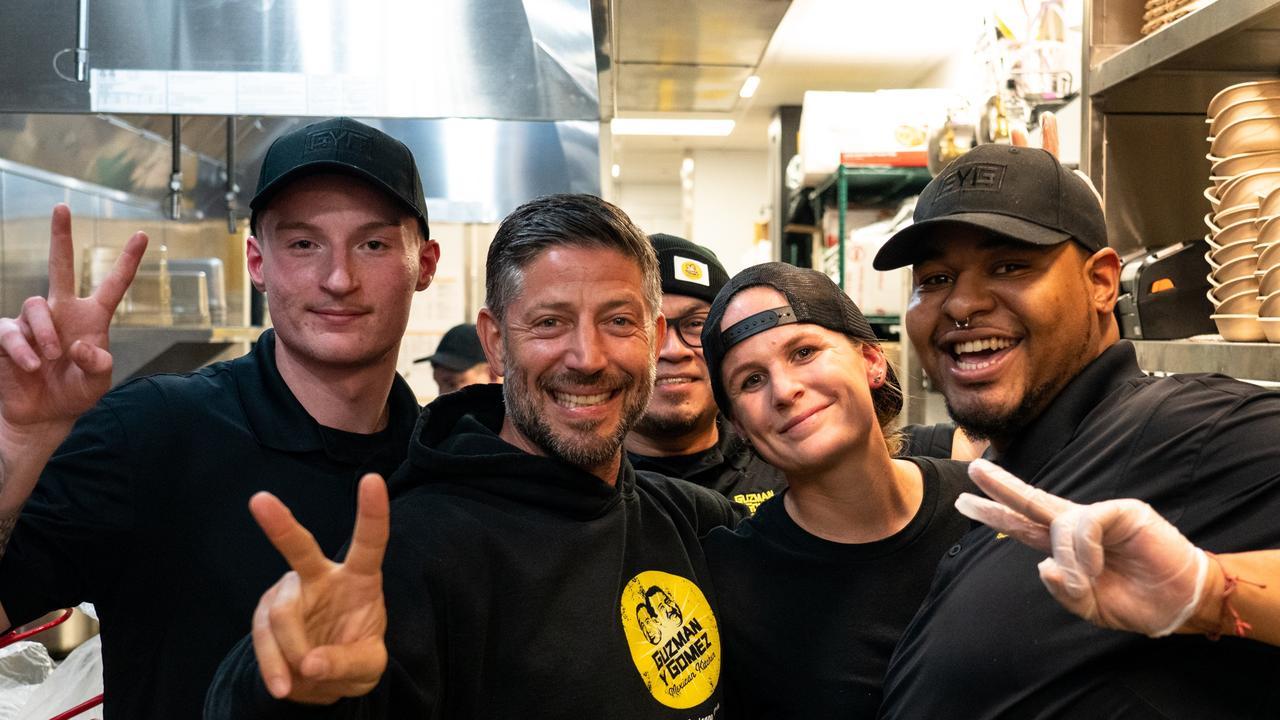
[502,338,656,471]
[947,380,1055,445]
[950,308,1095,445]
[632,403,717,445]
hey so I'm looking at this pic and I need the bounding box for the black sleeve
[899,423,957,459]
[0,384,150,627]
[638,470,744,533]
[1177,383,1280,551]
[203,634,376,720]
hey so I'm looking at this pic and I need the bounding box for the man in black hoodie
[207,194,739,719]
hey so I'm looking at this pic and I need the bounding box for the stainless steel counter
[109,326,263,386]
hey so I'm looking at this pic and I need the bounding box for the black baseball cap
[873,145,1106,270]
[250,117,429,238]
[649,233,730,305]
[414,323,486,371]
[701,262,899,418]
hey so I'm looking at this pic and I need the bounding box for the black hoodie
[207,384,739,720]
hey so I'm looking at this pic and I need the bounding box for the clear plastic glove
[955,458,1208,638]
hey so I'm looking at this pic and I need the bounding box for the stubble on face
[501,334,657,470]
[945,300,1096,443]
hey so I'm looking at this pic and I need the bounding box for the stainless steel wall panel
[0,0,600,121]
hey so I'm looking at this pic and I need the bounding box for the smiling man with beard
[870,145,1280,719]
[626,234,786,515]
[207,194,740,720]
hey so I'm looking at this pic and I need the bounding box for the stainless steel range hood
[1,0,598,121]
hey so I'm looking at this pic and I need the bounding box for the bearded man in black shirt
[872,144,1280,718]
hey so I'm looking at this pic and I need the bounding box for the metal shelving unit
[810,165,931,292]
[1083,0,1280,381]
[110,326,263,386]
[1132,339,1280,380]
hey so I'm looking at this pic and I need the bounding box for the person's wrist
[1179,551,1227,636]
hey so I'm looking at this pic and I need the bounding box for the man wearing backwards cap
[872,144,1280,718]
[0,117,439,719]
[414,323,499,395]
[626,234,786,515]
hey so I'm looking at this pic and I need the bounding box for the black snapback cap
[250,117,429,238]
[414,323,486,371]
[701,262,897,418]
[873,145,1106,270]
[649,233,730,305]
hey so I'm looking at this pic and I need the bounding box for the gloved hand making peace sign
[956,458,1279,646]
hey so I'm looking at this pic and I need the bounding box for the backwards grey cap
[873,145,1106,270]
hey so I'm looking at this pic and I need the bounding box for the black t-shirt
[0,330,419,720]
[701,456,972,720]
[207,384,740,720]
[880,341,1280,719]
[630,417,787,515]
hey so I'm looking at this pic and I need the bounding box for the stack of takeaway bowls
[1258,188,1280,341]
[1205,79,1280,341]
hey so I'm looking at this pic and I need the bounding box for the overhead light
[739,75,760,99]
[611,163,621,179]
[611,118,736,136]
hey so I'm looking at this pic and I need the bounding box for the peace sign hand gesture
[248,474,390,705]
[955,459,1208,638]
[0,204,148,431]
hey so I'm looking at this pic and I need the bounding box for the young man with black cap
[871,144,1280,718]
[206,194,737,719]
[414,322,498,395]
[625,234,785,514]
[0,117,439,719]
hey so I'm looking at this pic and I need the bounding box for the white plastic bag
[14,635,102,720]
[0,641,55,720]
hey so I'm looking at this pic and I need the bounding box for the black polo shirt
[879,341,1280,719]
[0,330,419,720]
[629,417,787,515]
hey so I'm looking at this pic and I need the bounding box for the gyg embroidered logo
[620,570,720,709]
[936,162,1006,196]
[304,128,372,155]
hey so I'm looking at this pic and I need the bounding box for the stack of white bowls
[1204,79,1280,342]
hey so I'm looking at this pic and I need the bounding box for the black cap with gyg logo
[649,233,730,305]
[700,262,897,419]
[249,117,430,238]
[873,144,1106,270]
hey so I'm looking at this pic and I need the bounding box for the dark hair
[484,194,660,323]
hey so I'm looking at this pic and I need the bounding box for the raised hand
[955,458,1208,638]
[0,204,148,430]
[249,474,390,705]
[1010,110,1060,158]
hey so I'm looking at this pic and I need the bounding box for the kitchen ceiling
[607,0,988,176]
[608,0,790,114]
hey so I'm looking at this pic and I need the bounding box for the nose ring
[955,316,970,330]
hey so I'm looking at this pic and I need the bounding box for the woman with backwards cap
[698,262,972,719]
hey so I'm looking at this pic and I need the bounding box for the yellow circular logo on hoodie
[619,570,720,709]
